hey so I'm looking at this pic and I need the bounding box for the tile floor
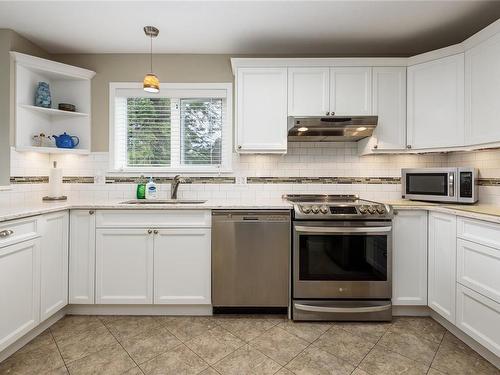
[0,315,498,375]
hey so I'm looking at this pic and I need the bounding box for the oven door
[293,221,392,299]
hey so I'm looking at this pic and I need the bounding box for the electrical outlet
[236,176,247,184]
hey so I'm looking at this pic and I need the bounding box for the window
[110,83,232,172]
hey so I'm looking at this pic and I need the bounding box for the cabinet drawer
[0,217,39,248]
[456,284,500,357]
[458,217,500,249]
[457,239,500,303]
[96,210,211,228]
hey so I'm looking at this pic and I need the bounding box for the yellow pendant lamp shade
[143,26,160,93]
[143,73,160,93]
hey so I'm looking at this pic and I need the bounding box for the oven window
[406,173,448,196]
[299,234,387,281]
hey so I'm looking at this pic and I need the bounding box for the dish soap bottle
[145,177,158,200]
[136,175,146,199]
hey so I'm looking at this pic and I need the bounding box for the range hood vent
[287,115,378,142]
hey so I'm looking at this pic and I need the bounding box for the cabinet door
[96,229,153,304]
[465,32,500,145]
[330,67,372,115]
[372,67,407,150]
[392,210,428,306]
[40,211,68,321]
[69,210,96,304]
[236,67,288,153]
[0,239,40,352]
[407,54,464,149]
[288,67,330,116]
[428,212,457,323]
[456,284,500,357]
[154,228,211,305]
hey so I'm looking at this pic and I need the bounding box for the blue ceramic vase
[35,82,51,108]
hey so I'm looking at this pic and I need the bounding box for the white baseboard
[0,310,65,363]
[66,304,213,316]
[431,311,500,370]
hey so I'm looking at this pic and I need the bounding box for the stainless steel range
[283,194,394,322]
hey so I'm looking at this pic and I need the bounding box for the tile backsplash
[4,143,500,206]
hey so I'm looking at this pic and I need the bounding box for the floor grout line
[426,329,446,374]
[48,328,71,374]
[97,316,147,374]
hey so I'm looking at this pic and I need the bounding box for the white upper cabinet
[236,67,288,153]
[465,32,500,146]
[407,54,465,150]
[359,67,407,154]
[428,212,457,324]
[288,67,330,116]
[330,67,372,115]
[40,211,68,322]
[392,210,428,306]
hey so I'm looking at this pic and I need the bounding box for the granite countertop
[2,197,500,224]
[0,198,293,223]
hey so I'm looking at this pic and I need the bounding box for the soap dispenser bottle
[136,175,146,199]
[145,177,158,200]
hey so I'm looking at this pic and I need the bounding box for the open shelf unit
[11,52,96,154]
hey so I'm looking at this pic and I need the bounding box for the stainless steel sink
[120,199,207,205]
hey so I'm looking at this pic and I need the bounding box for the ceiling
[1,1,500,56]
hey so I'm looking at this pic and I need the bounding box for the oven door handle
[294,225,392,234]
[294,303,391,314]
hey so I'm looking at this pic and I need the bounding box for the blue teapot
[52,132,80,149]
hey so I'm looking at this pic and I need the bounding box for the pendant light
[143,26,160,93]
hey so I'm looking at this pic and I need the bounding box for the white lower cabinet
[428,212,457,323]
[392,210,428,305]
[456,284,500,356]
[40,211,69,321]
[154,228,211,305]
[69,210,96,304]
[0,238,40,352]
[95,229,154,304]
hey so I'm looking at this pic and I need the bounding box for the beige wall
[53,54,234,151]
[0,29,49,186]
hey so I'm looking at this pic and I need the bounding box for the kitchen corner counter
[386,199,500,224]
[0,198,293,223]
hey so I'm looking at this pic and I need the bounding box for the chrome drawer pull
[0,229,14,238]
[294,303,391,314]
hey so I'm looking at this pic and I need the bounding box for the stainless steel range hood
[287,115,378,142]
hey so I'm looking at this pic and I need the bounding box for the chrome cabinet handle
[0,229,14,238]
[89,210,95,215]
[295,303,391,314]
[326,111,330,115]
[373,144,378,149]
[153,230,158,234]
[147,229,152,234]
[407,145,412,149]
[237,145,242,150]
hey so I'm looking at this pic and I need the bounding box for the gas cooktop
[282,194,393,220]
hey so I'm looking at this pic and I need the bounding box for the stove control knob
[358,206,368,214]
[376,205,386,214]
[320,205,329,214]
[367,206,376,214]
[311,205,320,214]
[301,205,311,214]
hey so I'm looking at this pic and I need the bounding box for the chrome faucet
[170,175,184,199]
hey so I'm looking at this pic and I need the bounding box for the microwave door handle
[449,172,455,197]
[294,226,392,234]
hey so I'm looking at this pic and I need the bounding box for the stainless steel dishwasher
[212,210,290,312]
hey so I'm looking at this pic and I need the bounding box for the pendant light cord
[150,34,153,73]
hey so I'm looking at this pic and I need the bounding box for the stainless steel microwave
[402,168,478,203]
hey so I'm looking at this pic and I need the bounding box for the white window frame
[109,82,233,173]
